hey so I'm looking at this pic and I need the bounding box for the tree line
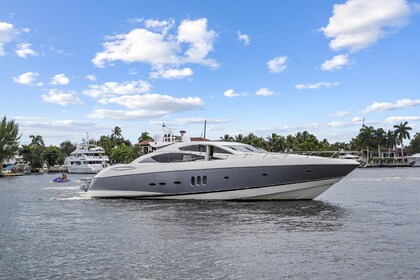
[1,116,419,169]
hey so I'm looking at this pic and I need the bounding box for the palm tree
[29,134,44,147]
[385,130,397,157]
[359,125,376,164]
[394,121,412,161]
[234,134,244,143]
[266,133,278,152]
[111,126,122,138]
[220,134,233,142]
[18,144,34,165]
[111,126,124,146]
[138,131,152,142]
[375,128,386,158]
[285,135,297,152]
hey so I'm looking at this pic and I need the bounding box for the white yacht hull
[84,177,342,200]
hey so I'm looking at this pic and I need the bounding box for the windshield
[222,144,266,153]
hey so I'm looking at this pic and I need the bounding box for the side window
[151,153,183,163]
[213,146,232,154]
[180,145,207,152]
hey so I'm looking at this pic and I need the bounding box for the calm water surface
[1,168,419,279]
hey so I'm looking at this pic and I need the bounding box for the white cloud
[224,89,248,98]
[92,18,218,70]
[295,82,340,90]
[87,93,203,119]
[320,0,411,52]
[93,29,178,67]
[0,21,16,56]
[152,117,231,126]
[238,31,250,46]
[334,111,351,117]
[362,98,420,113]
[85,75,97,82]
[104,93,202,110]
[150,67,193,79]
[256,88,273,96]
[144,18,174,35]
[385,116,420,123]
[352,116,364,122]
[83,80,151,98]
[12,72,39,85]
[41,89,83,106]
[267,56,287,73]
[177,18,218,67]
[15,43,37,58]
[50,74,70,85]
[320,55,349,71]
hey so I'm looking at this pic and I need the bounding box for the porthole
[262,173,268,176]
[191,177,195,186]
[224,176,230,179]
[149,183,156,186]
[197,176,201,185]
[174,181,181,185]
[158,182,166,186]
[305,169,313,173]
[203,176,207,185]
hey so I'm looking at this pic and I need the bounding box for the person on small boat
[60,173,67,181]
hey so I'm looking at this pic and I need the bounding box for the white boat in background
[64,142,110,174]
[406,153,420,166]
[338,150,360,161]
[81,141,359,200]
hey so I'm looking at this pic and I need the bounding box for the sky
[1,0,420,146]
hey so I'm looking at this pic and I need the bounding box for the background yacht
[64,142,110,174]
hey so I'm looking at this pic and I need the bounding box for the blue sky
[1,0,419,146]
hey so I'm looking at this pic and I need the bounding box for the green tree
[375,128,386,158]
[359,125,376,163]
[97,135,113,156]
[111,143,133,164]
[24,135,46,170]
[408,132,420,153]
[0,116,21,164]
[42,146,60,166]
[19,144,33,162]
[266,133,278,152]
[285,135,297,151]
[30,135,45,147]
[138,131,152,142]
[60,140,76,156]
[220,134,234,141]
[234,134,245,143]
[385,130,397,156]
[394,121,412,160]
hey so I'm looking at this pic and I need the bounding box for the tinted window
[179,145,207,152]
[151,153,204,163]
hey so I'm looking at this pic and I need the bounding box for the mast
[203,120,207,139]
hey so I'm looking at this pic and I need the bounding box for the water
[1,168,419,279]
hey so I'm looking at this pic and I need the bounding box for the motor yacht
[64,142,110,174]
[81,141,359,200]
